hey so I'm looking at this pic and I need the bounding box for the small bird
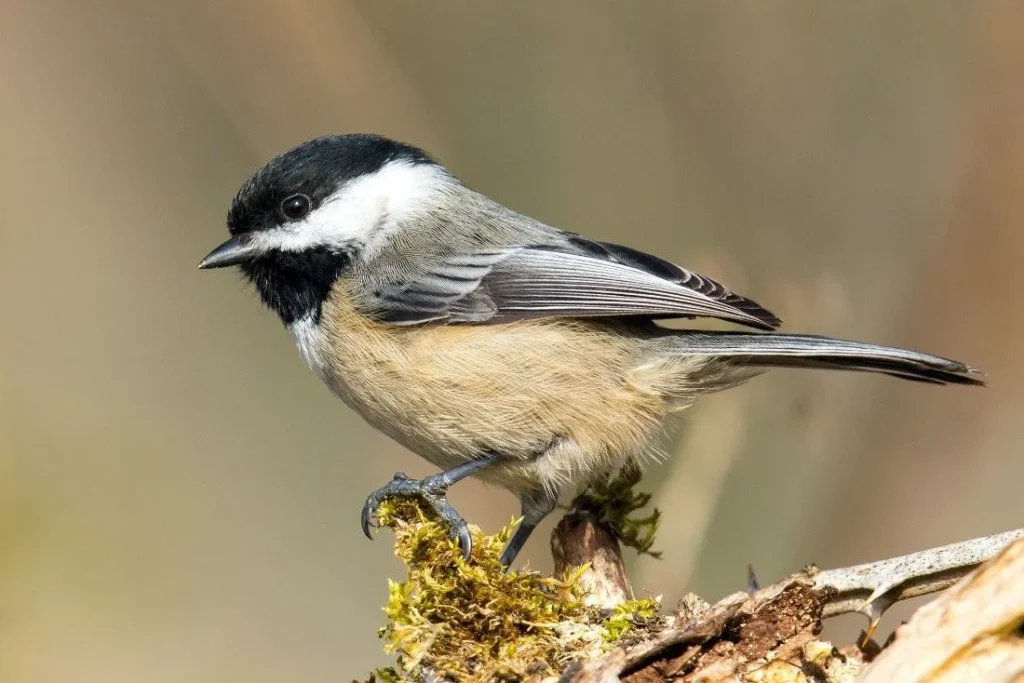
[200,134,982,566]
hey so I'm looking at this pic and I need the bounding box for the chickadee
[200,134,982,566]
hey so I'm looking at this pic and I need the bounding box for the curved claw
[360,471,413,541]
[360,497,377,540]
[450,518,473,561]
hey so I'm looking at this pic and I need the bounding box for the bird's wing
[357,235,781,330]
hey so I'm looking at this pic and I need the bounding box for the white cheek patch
[250,160,451,254]
[288,314,328,380]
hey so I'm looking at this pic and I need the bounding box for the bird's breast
[290,281,685,483]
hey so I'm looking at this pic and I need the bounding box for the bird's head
[199,134,449,323]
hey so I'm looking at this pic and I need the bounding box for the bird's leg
[500,487,560,567]
[361,452,501,560]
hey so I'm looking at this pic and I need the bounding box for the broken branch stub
[551,507,633,610]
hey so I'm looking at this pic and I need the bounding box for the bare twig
[815,529,1024,637]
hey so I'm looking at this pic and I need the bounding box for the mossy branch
[361,484,1022,683]
[368,499,658,682]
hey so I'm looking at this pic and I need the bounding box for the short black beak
[198,235,259,269]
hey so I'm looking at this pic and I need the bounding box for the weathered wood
[551,508,633,610]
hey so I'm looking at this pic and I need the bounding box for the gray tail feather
[674,332,985,386]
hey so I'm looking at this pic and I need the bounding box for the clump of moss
[370,499,659,682]
[602,598,660,643]
[569,461,662,558]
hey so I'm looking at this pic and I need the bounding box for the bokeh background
[2,1,1022,680]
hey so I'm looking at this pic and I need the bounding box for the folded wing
[360,235,781,331]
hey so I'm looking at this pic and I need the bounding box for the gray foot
[360,471,473,560]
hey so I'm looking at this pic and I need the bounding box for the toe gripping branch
[360,454,501,561]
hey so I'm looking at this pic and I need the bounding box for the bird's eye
[280,194,311,220]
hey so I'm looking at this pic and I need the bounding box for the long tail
[674,332,985,386]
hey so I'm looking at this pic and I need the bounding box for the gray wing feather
[477,248,778,328]
[367,250,509,324]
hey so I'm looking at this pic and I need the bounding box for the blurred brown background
[2,1,1022,680]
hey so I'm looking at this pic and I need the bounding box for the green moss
[568,461,663,558]
[369,499,660,682]
[602,598,660,642]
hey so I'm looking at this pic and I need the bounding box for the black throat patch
[241,247,352,325]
